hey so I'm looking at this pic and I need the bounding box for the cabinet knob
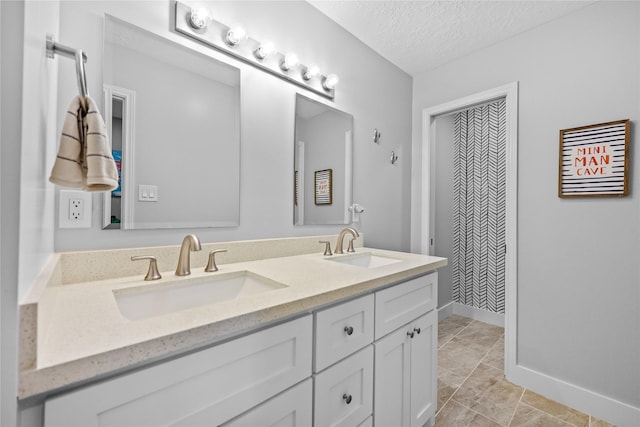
[413,327,421,335]
[407,330,415,339]
[344,326,354,336]
[342,393,353,404]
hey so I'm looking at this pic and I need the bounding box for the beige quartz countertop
[19,247,446,399]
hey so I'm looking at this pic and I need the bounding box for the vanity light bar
[174,1,336,100]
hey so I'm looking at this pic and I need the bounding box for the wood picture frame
[558,119,630,198]
[314,169,332,205]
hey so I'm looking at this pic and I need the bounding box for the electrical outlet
[59,190,92,228]
[69,199,83,221]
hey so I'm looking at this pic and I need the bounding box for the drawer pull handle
[413,327,421,334]
[344,326,354,336]
[343,393,353,404]
[407,330,415,338]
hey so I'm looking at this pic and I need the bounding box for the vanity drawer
[314,345,373,427]
[222,379,312,427]
[375,272,437,340]
[44,315,312,427]
[315,294,374,372]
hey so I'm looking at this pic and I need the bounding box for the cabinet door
[315,294,374,372]
[373,325,411,427]
[409,311,437,427]
[314,345,373,427]
[44,315,312,427]
[375,273,437,339]
[223,379,312,427]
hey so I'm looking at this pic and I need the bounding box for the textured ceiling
[307,0,595,76]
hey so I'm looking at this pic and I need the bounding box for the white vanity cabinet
[44,315,312,427]
[373,273,438,427]
[311,272,437,427]
[313,294,375,427]
[43,272,438,427]
[314,346,374,427]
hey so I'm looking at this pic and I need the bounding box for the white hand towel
[49,96,119,192]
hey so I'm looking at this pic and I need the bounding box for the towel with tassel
[49,96,119,191]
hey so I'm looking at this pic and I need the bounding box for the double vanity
[19,233,446,426]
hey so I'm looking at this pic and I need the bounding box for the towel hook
[46,34,89,99]
[390,151,399,165]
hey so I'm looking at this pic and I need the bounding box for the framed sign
[558,119,630,198]
[314,169,332,205]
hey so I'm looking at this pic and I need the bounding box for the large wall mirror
[103,16,240,230]
[294,94,353,225]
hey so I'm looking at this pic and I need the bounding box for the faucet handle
[205,249,227,272]
[319,240,333,256]
[347,238,356,253]
[131,256,162,281]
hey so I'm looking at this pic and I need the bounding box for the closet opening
[419,82,518,380]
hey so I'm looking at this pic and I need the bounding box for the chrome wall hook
[373,128,381,143]
[390,151,399,164]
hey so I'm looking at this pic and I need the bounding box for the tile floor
[435,315,616,427]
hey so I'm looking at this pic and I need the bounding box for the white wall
[54,1,413,252]
[18,1,59,301]
[412,1,640,423]
[1,0,61,424]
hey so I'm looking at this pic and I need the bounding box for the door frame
[418,82,518,379]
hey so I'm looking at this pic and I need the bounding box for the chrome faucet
[175,234,202,276]
[335,227,359,254]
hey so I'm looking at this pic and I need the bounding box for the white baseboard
[452,302,504,327]
[437,302,454,321]
[437,302,504,327]
[509,364,640,427]
[439,303,638,426]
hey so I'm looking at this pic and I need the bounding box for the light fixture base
[174,1,335,100]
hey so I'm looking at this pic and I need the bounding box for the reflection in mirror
[294,94,353,225]
[102,16,240,230]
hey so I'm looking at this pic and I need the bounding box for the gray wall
[54,1,413,252]
[412,0,639,413]
[433,114,455,308]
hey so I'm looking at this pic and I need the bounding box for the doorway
[419,82,518,380]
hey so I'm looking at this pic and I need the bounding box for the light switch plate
[138,184,158,202]
[59,190,92,228]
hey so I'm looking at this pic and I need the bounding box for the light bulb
[303,65,320,81]
[254,41,275,60]
[189,8,210,30]
[281,52,299,71]
[323,73,339,90]
[225,26,247,46]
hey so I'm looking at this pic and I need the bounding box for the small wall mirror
[102,16,241,230]
[294,94,354,225]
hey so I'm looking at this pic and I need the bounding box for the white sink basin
[328,253,403,268]
[114,271,288,321]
